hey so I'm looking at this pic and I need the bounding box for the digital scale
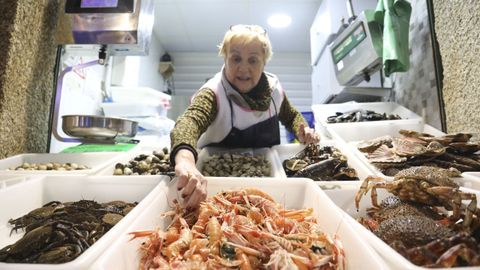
[330,10,383,86]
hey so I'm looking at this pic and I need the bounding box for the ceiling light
[268,14,291,28]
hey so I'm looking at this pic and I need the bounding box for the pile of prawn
[130,187,345,270]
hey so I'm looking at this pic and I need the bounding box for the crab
[355,166,478,228]
[404,232,480,267]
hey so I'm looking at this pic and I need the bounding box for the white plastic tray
[462,172,480,182]
[0,153,125,176]
[312,102,421,127]
[0,175,42,190]
[94,150,163,176]
[91,177,390,270]
[273,141,378,183]
[327,120,438,143]
[196,147,286,178]
[342,125,479,182]
[0,175,168,270]
[324,181,480,270]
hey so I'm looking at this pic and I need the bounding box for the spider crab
[355,166,479,228]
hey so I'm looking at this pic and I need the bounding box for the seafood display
[327,109,401,123]
[130,188,344,269]
[357,129,480,176]
[0,199,137,264]
[282,144,358,181]
[7,162,89,171]
[201,153,271,177]
[113,147,173,175]
[355,166,480,267]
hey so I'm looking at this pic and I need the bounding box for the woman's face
[224,38,265,93]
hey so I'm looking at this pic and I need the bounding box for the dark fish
[293,158,342,181]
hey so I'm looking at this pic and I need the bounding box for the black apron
[208,97,280,148]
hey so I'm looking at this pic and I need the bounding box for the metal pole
[346,0,356,23]
[426,0,447,132]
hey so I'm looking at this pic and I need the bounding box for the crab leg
[427,186,477,228]
[432,243,480,267]
[354,176,384,210]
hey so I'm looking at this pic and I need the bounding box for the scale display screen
[332,23,367,64]
[80,0,118,8]
[65,0,134,13]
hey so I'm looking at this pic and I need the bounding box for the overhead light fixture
[268,14,291,28]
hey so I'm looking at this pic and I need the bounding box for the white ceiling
[152,0,322,53]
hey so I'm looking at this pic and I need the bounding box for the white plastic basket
[91,177,390,270]
[0,152,125,176]
[272,141,378,183]
[324,181,480,270]
[196,147,286,178]
[0,175,168,270]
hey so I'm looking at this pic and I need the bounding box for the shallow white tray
[324,181,480,270]
[348,144,479,190]
[0,175,168,270]
[94,150,171,176]
[327,120,439,143]
[0,175,42,190]
[462,172,480,184]
[91,177,390,270]
[196,147,286,178]
[0,153,125,176]
[273,141,378,182]
[343,125,480,186]
[312,102,421,127]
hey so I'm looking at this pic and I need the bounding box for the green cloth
[61,143,138,153]
[375,0,412,77]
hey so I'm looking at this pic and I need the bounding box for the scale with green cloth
[330,0,411,86]
[56,115,140,153]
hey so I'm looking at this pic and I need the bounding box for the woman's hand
[174,149,207,211]
[297,123,320,144]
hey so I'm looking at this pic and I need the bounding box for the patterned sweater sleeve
[170,88,217,165]
[278,94,308,139]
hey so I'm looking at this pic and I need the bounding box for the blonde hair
[218,25,273,63]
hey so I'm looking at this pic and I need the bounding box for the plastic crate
[312,102,421,127]
[0,152,125,176]
[272,141,378,184]
[91,177,390,270]
[286,111,315,143]
[340,124,463,180]
[0,175,41,190]
[94,150,172,176]
[0,175,168,270]
[324,181,480,270]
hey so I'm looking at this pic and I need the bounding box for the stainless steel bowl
[62,115,138,140]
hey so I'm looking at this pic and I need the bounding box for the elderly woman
[170,24,320,210]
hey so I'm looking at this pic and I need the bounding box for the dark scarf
[222,71,272,111]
